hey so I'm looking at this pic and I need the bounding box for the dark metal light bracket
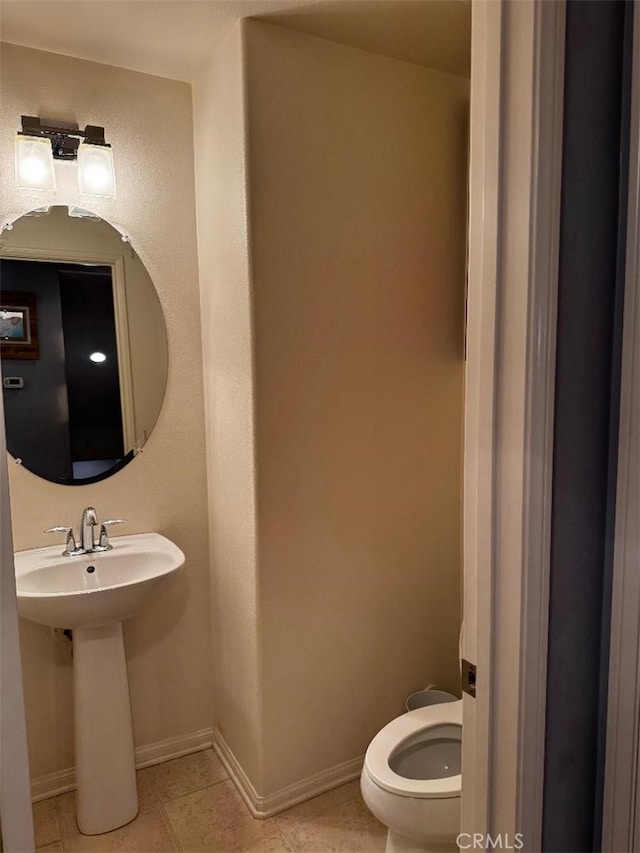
[19,116,110,161]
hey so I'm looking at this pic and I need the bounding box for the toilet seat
[363,699,462,799]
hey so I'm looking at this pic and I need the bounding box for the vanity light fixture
[68,206,102,221]
[78,143,116,199]
[14,135,56,195]
[15,116,116,200]
[24,206,52,217]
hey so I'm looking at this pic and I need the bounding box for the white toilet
[361,699,462,853]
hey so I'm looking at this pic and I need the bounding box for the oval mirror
[0,206,168,485]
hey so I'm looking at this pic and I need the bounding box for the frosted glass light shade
[78,142,116,199]
[68,206,101,220]
[15,135,56,194]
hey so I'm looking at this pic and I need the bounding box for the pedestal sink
[14,532,185,835]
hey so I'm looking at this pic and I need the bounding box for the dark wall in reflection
[59,270,124,470]
[1,260,124,483]
[1,259,72,480]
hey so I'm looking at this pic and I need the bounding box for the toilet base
[386,829,459,853]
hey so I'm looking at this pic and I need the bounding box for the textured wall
[193,20,468,799]
[245,21,468,794]
[0,43,212,780]
[192,25,264,790]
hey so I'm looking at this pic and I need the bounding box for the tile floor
[32,750,386,853]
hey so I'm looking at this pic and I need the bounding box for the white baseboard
[133,728,214,769]
[31,727,214,802]
[212,729,363,819]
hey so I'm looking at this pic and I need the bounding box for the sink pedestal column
[73,622,138,834]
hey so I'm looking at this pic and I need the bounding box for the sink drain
[86,565,96,573]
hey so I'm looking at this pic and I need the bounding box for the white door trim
[0,385,34,850]
[463,1,565,845]
[461,0,502,834]
[515,2,565,843]
[602,7,640,851]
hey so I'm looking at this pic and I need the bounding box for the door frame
[462,1,565,846]
[0,380,34,849]
[0,1,568,849]
[602,6,640,850]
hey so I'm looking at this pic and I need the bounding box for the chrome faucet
[45,507,126,557]
[80,506,98,552]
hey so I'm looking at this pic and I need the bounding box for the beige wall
[193,18,468,799]
[1,21,467,798]
[192,25,265,790]
[245,21,468,794]
[0,43,212,780]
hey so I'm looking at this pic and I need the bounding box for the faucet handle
[96,519,127,551]
[44,526,78,556]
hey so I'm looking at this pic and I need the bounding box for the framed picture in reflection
[0,291,39,359]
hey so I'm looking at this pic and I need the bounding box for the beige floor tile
[275,782,361,826]
[33,798,62,847]
[144,749,228,802]
[36,843,64,853]
[64,808,177,852]
[276,796,386,853]
[164,780,278,852]
[137,770,162,810]
[56,792,78,837]
[241,831,294,852]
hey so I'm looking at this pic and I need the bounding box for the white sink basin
[14,531,185,836]
[14,532,184,629]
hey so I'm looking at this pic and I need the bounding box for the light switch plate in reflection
[3,377,24,389]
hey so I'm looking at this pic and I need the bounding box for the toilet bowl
[361,699,462,853]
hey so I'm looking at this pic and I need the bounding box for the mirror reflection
[0,206,168,485]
